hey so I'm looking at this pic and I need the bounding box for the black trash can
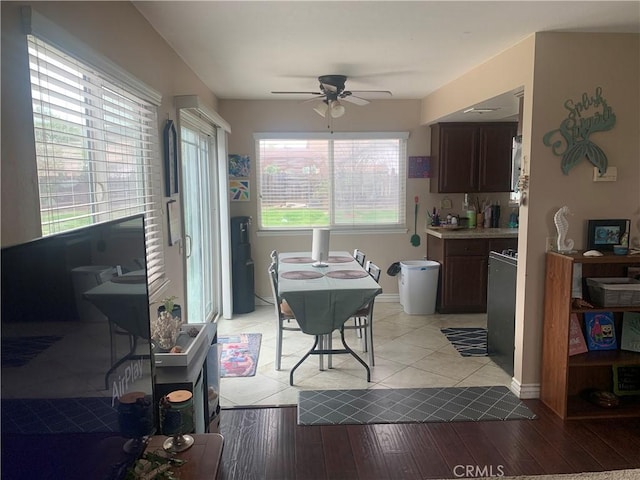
[230,216,255,314]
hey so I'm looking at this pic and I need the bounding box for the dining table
[277,251,382,384]
[83,270,150,389]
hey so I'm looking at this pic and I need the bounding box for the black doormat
[440,327,487,356]
[1,336,62,367]
[298,386,536,425]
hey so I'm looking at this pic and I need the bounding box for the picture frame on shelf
[586,219,629,251]
[612,364,640,396]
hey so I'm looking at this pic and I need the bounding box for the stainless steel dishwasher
[487,250,517,376]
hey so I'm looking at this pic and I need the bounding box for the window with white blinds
[26,34,166,295]
[255,132,407,230]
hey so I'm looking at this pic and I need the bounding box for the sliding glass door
[180,112,219,324]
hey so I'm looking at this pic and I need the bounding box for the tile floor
[217,302,512,407]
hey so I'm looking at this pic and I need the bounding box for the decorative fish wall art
[543,86,616,175]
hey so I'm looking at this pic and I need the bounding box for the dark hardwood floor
[217,400,640,480]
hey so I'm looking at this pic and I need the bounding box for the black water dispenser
[230,216,255,314]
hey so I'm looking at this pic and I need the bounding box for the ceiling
[133,1,640,121]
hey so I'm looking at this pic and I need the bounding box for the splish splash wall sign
[543,86,616,175]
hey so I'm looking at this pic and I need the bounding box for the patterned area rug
[219,333,261,378]
[298,386,536,425]
[441,327,487,356]
[1,336,62,367]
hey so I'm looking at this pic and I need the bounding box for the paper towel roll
[311,228,330,266]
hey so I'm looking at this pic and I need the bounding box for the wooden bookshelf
[540,251,640,420]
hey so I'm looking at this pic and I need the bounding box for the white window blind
[255,133,407,230]
[26,33,166,296]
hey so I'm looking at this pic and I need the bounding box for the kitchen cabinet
[430,122,517,193]
[541,251,640,420]
[426,234,517,313]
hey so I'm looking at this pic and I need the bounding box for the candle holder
[117,391,154,454]
[160,390,195,453]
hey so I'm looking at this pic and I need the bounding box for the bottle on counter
[466,207,476,228]
[491,202,501,228]
[484,205,492,228]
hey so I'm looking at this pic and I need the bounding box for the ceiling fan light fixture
[313,101,328,117]
[330,100,345,118]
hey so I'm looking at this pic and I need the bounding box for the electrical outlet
[546,236,556,252]
[440,198,452,209]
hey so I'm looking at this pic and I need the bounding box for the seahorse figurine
[554,206,575,252]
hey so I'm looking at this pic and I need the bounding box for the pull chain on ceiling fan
[271,74,392,119]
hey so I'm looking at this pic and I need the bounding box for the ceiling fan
[271,74,392,118]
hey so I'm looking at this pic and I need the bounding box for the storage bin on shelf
[586,277,640,307]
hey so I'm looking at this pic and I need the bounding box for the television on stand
[1,214,157,480]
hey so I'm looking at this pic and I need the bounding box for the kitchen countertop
[425,227,518,239]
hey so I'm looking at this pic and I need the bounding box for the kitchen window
[255,132,408,231]
[24,8,166,296]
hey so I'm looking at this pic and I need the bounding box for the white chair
[343,260,381,366]
[268,261,300,370]
[353,249,366,266]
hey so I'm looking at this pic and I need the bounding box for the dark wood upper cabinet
[430,122,517,193]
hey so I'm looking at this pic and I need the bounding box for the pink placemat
[325,270,369,279]
[280,257,315,264]
[327,256,354,263]
[281,271,324,280]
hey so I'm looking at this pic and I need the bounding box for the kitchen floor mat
[440,327,487,357]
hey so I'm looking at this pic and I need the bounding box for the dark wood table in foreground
[145,433,224,479]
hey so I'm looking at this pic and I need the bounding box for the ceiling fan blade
[341,95,369,106]
[271,91,322,95]
[349,90,393,99]
[301,95,326,104]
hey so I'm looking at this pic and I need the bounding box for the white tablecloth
[278,251,382,335]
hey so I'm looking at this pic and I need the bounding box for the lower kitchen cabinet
[442,255,487,311]
[426,234,517,313]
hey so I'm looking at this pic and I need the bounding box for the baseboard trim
[374,293,399,303]
[510,378,540,399]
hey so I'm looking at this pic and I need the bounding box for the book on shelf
[568,313,588,356]
[584,311,617,351]
[621,311,640,353]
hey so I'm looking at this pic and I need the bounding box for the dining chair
[270,250,279,274]
[353,249,366,267]
[268,261,300,370]
[343,260,381,366]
